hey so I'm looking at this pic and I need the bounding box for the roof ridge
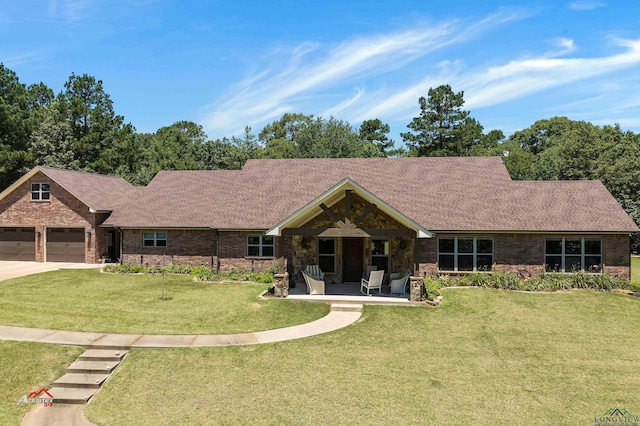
[37,166,128,181]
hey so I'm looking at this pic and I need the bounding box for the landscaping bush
[104,263,274,284]
[434,271,632,293]
[422,276,446,301]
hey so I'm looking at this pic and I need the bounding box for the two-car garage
[0,227,85,263]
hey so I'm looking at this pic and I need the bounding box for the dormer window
[31,183,50,201]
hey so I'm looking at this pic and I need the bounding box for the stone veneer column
[274,272,289,298]
[409,276,423,302]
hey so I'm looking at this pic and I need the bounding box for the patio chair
[363,264,377,280]
[390,272,410,295]
[304,265,324,280]
[360,269,384,295]
[302,271,325,295]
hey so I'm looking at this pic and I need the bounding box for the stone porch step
[66,360,119,374]
[49,386,99,404]
[53,373,110,389]
[79,349,128,362]
[330,303,363,312]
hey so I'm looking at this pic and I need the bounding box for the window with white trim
[545,237,601,273]
[438,237,493,272]
[143,232,167,247]
[371,239,389,273]
[318,238,335,273]
[31,183,50,201]
[247,235,274,257]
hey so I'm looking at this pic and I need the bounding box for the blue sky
[2,0,640,144]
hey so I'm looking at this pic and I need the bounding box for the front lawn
[0,341,82,425]
[0,270,328,334]
[86,289,640,425]
[632,256,640,289]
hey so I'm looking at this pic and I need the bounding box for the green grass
[631,256,640,289]
[0,270,328,334]
[86,289,640,425]
[0,341,82,425]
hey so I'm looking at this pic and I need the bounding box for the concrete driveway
[0,261,101,281]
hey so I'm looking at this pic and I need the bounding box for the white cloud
[201,9,528,137]
[462,38,640,109]
[568,1,607,11]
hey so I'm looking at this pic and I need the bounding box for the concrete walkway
[15,303,362,426]
[0,303,362,348]
[1,264,363,425]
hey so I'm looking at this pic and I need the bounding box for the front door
[342,238,363,282]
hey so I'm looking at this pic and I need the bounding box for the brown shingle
[102,157,639,232]
[38,166,134,211]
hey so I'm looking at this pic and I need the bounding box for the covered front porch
[286,282,423,306]
[268,178,432,299]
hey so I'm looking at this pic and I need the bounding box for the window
[247,234,274,257]
[31,183,50,201]
[143,232,167,247]
[371,239,389,273]
[545,237,601,273]
[318,238,335,273]
[438,237,493,272]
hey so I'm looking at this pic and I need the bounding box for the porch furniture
[363,264,377,280]
[390,272,411,295]
[361,269,384,295]
[302,271,325,295]
[304,265,325,280]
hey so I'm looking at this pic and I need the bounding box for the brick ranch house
[0,157,637,283]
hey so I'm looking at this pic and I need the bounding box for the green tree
[28,99,80,170]
[0,64,54,189]
[258,113,311,159]
[197,137,246,170]
[146,121,206,172]
[401,85,471,156]
[59,73,131,170]
[359,119,397,157]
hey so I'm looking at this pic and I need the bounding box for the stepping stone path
[49,348,127,404]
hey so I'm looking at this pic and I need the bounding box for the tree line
[1,64,639,248]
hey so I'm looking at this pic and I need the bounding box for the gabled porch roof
[266,178,432,238]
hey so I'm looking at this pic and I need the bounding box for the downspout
[211,228,220,273]
[116,227,123,263]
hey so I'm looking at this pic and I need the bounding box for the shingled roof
[0,166,134,212]
[102,157,639,233]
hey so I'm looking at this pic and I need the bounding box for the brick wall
[217,231,281,272]
[0,171,102,263]
[121,229,216,267]
[426,233,631,279]
[602,233,631,278]
[121,229,281,272]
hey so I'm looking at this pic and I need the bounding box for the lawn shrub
[422,276,446,300]
[435,271,631,292]
[104,263,274,284]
